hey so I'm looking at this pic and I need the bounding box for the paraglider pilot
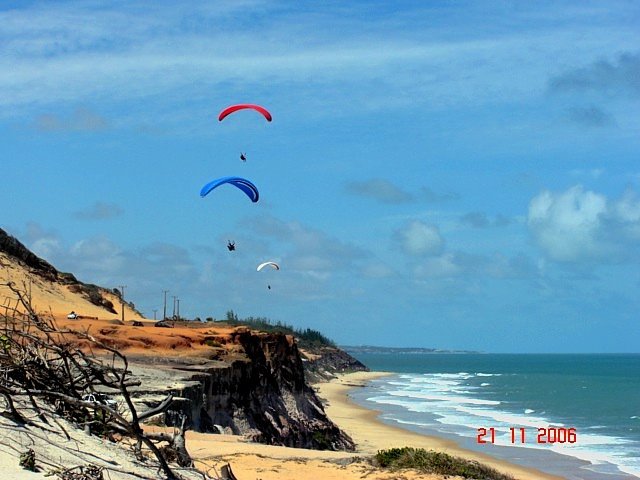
[240,153,247,162]
[227,241,236,251]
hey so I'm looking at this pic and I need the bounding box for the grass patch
[375,447,515,480]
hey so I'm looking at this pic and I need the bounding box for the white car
[82,393,117,408]
[67,312,78,319]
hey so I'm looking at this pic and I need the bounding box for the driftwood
[58,464,104,480]
[220,464,238,480]
[0,281,194,479]
[146,415,192,467]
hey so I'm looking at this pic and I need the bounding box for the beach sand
[188,371,565,480]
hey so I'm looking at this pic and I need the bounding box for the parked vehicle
[154,320,174,328]
[82,393,117,407]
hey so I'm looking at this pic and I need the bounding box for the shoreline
[187,371,565,480]
[315,371,564,480]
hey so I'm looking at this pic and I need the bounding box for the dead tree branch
[0,281,193,480]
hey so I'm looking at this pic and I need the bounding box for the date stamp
[477,427,577,444]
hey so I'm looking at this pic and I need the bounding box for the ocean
[344,352,640,480]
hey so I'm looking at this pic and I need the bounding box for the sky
[1,0,639,353]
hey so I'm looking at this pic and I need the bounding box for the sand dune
[1,251,143,321]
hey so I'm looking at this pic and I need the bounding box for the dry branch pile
[0,281,219,480]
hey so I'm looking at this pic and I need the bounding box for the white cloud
[73,201,123,220]
[69,237,125,276]
[569,168,604,179]
[412,251,538,281]
[23,222,63,261]
[36,107,108,132]
[613,189,640,226]
[548,52,640,97]
[361,262,396,279]
[345,179,413,204]
[245,215,369,273]
[413,252,461,278]
[527,185,640,262]
[1,2,636,125]
[396,220,444,256]
[18,224,196,290]
[30,237,62,261]
[71,236,121,259]
[459,211,513,228]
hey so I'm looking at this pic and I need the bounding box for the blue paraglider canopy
[200,176,259,203]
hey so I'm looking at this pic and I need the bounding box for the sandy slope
[1,251,142,320]
[0,406,203,480]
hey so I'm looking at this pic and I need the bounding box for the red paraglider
[218,104,272,122]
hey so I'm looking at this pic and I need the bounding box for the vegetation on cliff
[217,310,368,382]
[221,309,336,349]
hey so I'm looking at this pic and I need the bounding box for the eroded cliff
[129,328,355,451]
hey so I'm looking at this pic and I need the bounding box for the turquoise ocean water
[345,352,640,480]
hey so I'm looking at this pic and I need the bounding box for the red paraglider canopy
[218,104,272,122]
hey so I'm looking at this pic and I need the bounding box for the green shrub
[376,446,412,467]
[19,449,36,471]
[375,448,515,480]
[312,430,333,450]
[218,311,336,348]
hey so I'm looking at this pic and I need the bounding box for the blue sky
[1,1,639,352]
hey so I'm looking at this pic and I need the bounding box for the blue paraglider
[199,176,259,203]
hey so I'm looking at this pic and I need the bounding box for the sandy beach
[188,371,565,480]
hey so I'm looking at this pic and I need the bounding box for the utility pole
[153,309,157,320]
[172,296,177,319]
[176,298,180,321]
[162,290,169,320]
[118,285,126,323]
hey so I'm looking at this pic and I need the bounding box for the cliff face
[0,228,356,451]
[301,346,369,383]
[133,328,355,451]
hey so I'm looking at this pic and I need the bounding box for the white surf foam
[364,373,640,479]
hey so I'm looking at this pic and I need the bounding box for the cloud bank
[527,185,640,263]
